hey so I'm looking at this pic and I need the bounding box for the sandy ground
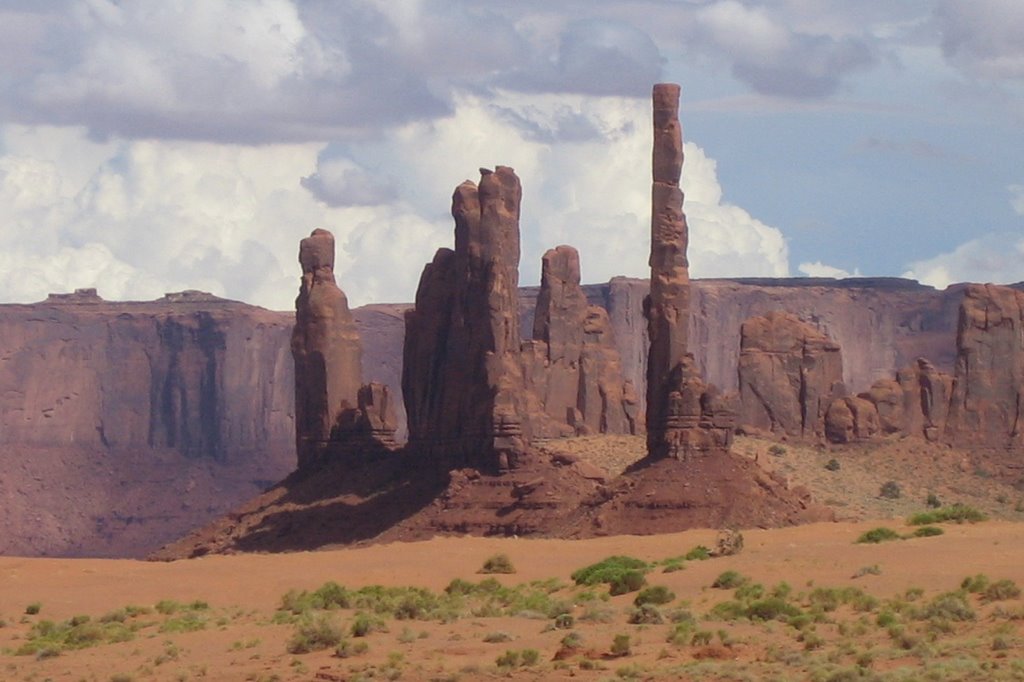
[3,519,1024,681]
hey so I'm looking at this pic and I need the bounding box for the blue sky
[0,0,1021,308]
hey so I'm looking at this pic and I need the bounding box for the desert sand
[3,516,1024,681]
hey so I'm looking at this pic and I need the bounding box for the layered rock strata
[292,229,395,470]
[944,284,1024,451]
[738,311,844,438]
[403,167,530,472]
[525,245,639,437]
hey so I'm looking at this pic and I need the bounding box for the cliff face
[0,291,296,557]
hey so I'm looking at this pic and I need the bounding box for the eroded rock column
[291,228,365,470]
[646,83,691,458]
[403,167,530,472]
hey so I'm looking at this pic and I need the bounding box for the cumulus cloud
[0,92,792,309]
[902,233,1024,288]
[798,261,861,279]
[301,158,397,207]
[691,0,876,97]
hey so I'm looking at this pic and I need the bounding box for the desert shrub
[926,493,942,508]
[712,571,748,589]
[825,458,841,472]
[350,612,388,637]
[684,545,711,561]
[634,585,675,606]
[335,638,369,658]
[628,604,664,624]
[879,481,902,499]
[482,631,513,643]
[708,600,746,621]
[982,579,1022,603]
[961,574,990,593]
[608,569,646,595]
[610,634,632,657]
[768,444,787,457]
[666,621,694,646]
[554,613,574,629]
[921,592,975,622]
[662,559,685,573]
[856,527,901,544]
[912,525,944,538]
[14,616,135,656]
[159,612,206,634]
[25,602,42,615]
[734,582,765,601]
[478,553,516,574]
[746,597,802,622]
[496,648,539,668]
[691,630,713,646]
[571,556,649,587]
[852,565,882,578]
[909,504,988,525]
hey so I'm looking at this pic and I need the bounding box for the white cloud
[0,92,793,310]
[798,261,861,279]
[902,233,1024,288]
[691,0,875,97]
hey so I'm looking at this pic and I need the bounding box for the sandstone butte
[4,85,1024,558]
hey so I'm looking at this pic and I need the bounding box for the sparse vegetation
[478,553,516,574]
[856,527,902,544]
[879,480,902,499]
[572,555,649,595]
[711,571,748,589]
[825,458,840,472]
[24,602,41,615]
[684,545,711,561]
[909,504,988,525]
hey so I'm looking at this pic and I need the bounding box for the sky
[0,0,1021,310]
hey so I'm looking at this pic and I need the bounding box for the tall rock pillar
[403,167,530,472]
[646,83,691,458]
[644,84,734,459]
[291,228,364,470]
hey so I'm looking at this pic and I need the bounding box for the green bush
[911,525,944,538]
[746,597,802,622]
[684,546,711,561]
[609,570,647,596]
[908,504,988,525]
[982,579,1021,603]
[634,585,675,606]
[711,570,748,589]
[610,634,632,657]
[478,554,516,574]
[768,445,787,457]
[627,604,664,624]
[287,614,344,654]
[496,648,539,668]
[921,592,975,622]
[25,602,42,615]
[824,458,840,472]
[926,493,942,508]
[961,574,990,593]
[856,527,901,544]
[571,556,648,586]
[350,612,387,637]
[334,638,369,658]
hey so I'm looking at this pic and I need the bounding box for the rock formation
[0,291,296,557]
[524,245,639,437]
[403,167,530,472]
[945,283,1024,451]
[644,83,734,458]
[291,228,367,470]
[645,83,691,457]
[738,311,844,438]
